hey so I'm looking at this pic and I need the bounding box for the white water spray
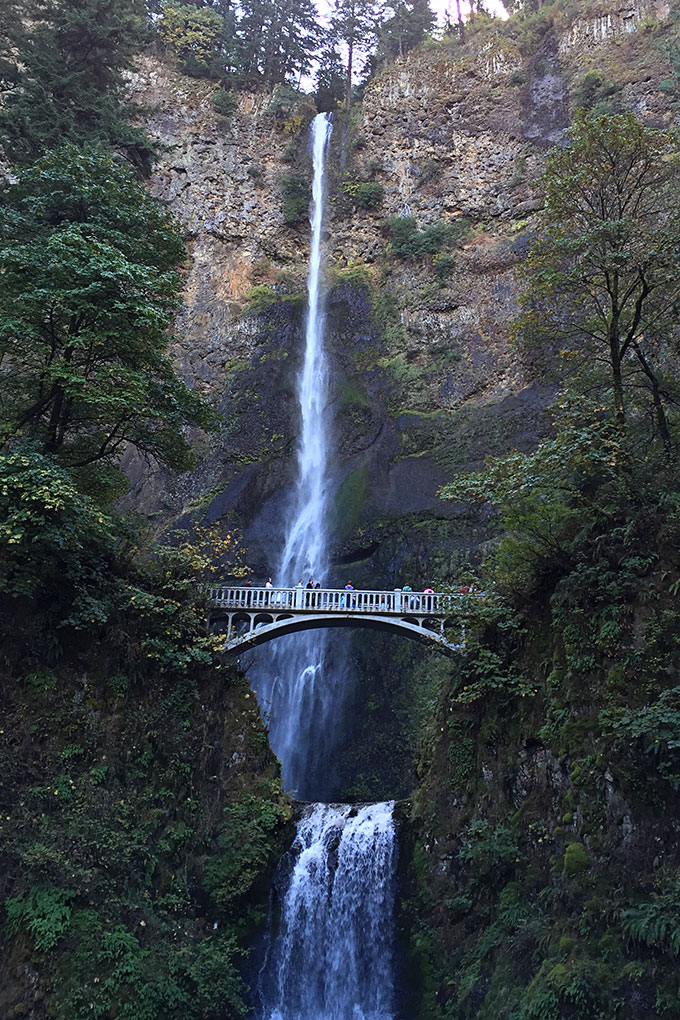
[278,113,333,585]
[259,802,398,1020]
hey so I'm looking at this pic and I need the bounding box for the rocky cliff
[127,0,676,586]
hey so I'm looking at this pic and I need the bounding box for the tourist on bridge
[265,577,273,606]
[306,578,314,606]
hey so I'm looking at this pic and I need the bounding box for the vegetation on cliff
[0,9,291,1017]
[403,112,680,1020]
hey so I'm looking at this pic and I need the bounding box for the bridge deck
[208,586,466,655]
[208,586,458,617]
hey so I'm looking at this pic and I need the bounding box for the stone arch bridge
[209,586,466,655]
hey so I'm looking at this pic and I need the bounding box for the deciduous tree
[515,112,680,451]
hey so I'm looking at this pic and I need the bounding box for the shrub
[573,70,621,114]
[212,88,237,117]
[433,253,455,280]
[343,180,384,209]
[385,215,469,260]
[281,175,310,224]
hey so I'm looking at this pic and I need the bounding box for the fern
[5,884,74,951]
[621,879,680,956]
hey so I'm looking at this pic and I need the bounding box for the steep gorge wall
[124,1,679,803]
[128,0,676,583]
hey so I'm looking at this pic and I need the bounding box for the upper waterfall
[278,113,333,586]
[247,112,345,800]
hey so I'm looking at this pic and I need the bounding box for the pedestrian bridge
[208,586,466,655]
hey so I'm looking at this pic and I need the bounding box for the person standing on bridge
[306,578,314,607]
[265,577,273,606]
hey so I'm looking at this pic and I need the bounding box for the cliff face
[126,0,676,584]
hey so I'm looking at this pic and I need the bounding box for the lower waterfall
[258,802,398,1020]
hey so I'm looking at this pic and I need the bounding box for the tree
[237,0,320,89]
[515,112,680,451]
[376,0,434,63]
[315,46,346,111]
[330,0,380,112]
[0,146,214,490]
[160,3,224,76]
[0,0,155,172]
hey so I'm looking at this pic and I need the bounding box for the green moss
[563,842,590,877]
[243,285,305,315]
[333,464,370,540]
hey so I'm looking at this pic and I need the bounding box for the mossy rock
[563,841,589,877]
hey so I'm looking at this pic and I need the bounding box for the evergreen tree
[315,46,346,111]
[0,0,155,171]
[376,0,434,63]
[330,0,380,111]
[0,146,214,488]
[237,0,320,89]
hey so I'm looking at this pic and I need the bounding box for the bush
[212,88,237,117]
[343,180,384,209]
[281,175,310,224]
[573,70,621,114]
[385,215,469,261]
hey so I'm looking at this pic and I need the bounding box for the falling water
[258,803,398,1020]
[252,114,398,1020]
[249,113,347,801]
[278,112,333,586]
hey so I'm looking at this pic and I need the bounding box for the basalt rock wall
[127,0,676,588]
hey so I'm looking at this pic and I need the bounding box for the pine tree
[315,46,346,111]
[237,0,320,89]
[330,0,380,112]
[0,0,155,171]
[376,0,434,63]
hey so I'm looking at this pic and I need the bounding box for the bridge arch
[208,586,467,656]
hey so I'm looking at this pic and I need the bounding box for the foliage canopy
[0,146,214,490]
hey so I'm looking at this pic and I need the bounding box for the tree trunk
[345,39,353,113]
[455,0,464,41]
[610,341,625,428]
[633,343,673,454]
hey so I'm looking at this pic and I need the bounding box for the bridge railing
[207,586,459,616]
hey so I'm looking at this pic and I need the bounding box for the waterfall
[252,114,398,1020]
[278,112,332,587]
[249,112,347,802]
[258,803,398,1020]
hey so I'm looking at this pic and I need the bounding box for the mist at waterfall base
[246,113,399,1020]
